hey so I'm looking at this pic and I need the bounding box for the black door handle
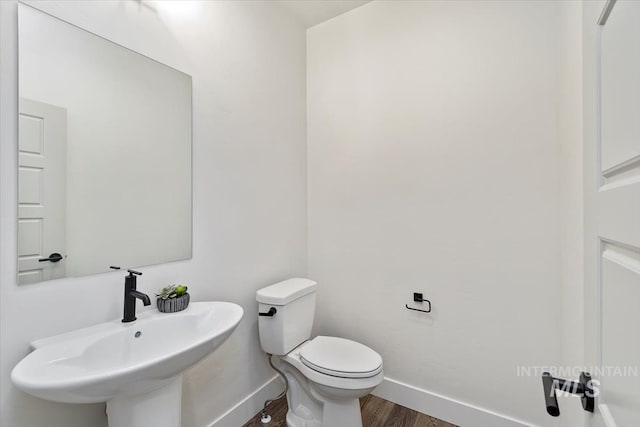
[542,372,594,417]
[38,252,63,263]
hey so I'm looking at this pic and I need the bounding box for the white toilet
[257,278,383,427]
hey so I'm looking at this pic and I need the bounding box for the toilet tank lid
[256,278,317,305]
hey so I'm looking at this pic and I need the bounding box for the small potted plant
[156,284,190,313]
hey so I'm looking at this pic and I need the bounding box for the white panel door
[586,1,640,426]
[17,98,67,284]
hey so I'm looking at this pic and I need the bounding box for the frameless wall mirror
[17,4,192,284]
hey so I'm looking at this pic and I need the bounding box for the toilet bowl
[257,279,383,427]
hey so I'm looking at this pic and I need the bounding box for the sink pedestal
[106,376,183,427]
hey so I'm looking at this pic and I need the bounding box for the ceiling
[275,0,372,28]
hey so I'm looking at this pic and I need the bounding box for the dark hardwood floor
[243,394,458,427]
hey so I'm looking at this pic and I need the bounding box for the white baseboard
[208,375,534,427]
[372,377,535,427]
[207,375,283,427]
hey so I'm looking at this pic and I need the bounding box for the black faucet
[122,269,151,323]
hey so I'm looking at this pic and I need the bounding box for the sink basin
[11,301,243,427]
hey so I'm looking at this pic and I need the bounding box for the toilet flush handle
[259,307,277,317]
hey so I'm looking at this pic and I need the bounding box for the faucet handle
[127,269,142,276]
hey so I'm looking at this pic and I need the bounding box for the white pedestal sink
[11,302,243,427]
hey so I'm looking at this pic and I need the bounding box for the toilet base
[285,386,367,427]
[276,357,377,427]
[286,409,322,427]
[317,395,362,427]
[284,396,362,427]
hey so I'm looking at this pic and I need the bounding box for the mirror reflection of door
[17,98,67,285]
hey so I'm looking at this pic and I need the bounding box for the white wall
[0,1,306,426]
[307,1,580,426]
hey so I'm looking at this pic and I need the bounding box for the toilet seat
[299,336,383,379]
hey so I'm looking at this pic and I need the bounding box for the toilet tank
[256,278,317,355]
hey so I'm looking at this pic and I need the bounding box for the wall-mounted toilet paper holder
[405,292,431,313]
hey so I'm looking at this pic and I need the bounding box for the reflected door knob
[38,252,63,263]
